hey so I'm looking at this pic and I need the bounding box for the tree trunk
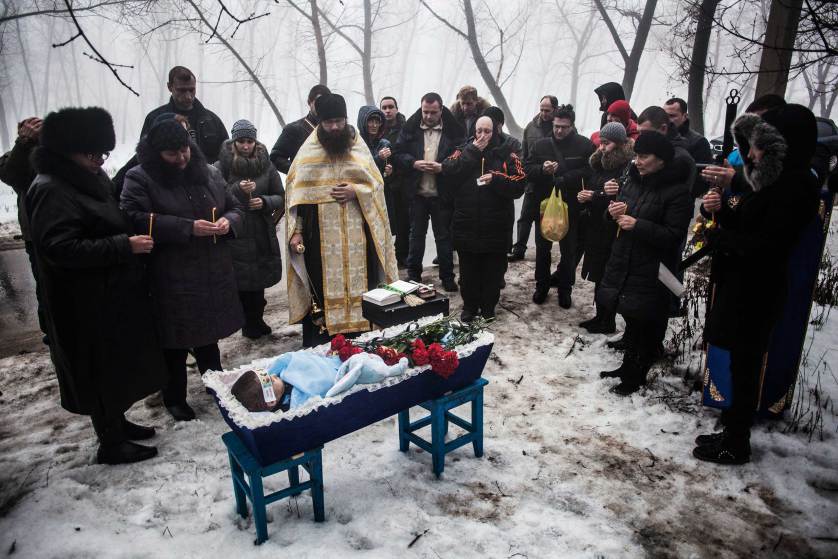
[687,0,720,136]
[186,0,286,127]
[621,0,658,100]
[362,0,374,105]
[41,17,55,113]
[70,43,83,105]
[309,0,328,86]
[462,0,522,137]
[0,93,9,152]
[15,18,38,115]
[754,0,803,98]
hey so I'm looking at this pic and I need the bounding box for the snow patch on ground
[0,223,836,558]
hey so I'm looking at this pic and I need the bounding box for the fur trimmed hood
[136,136,210,187]
[449,97,491,120]
[732,113,787,192]
[589,141,635,172]
[216,139,271,179]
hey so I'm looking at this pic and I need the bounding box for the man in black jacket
[140,66,227,163]
[594,82,628,128]
[393,92,465,291]
[637,106,697,195]
[510,95,557,260]
[270,84,331,174]
[524,105,594,308]
[380,96,409,266]
[663,97,713,164]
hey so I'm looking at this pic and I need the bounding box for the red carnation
[411,338,426,352]
[331,334,347,352]
[431,349,459,379]
[338,344,363,362]
[385,352,407,366]
[427,343,444,360]
[411,347,430,366]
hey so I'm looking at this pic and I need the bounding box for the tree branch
[418,0,467,39]
[592,0,629,63]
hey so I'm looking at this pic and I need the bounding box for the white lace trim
[203,318,493,430]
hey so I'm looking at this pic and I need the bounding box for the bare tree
[801,56,838,117]
[420,0,529,137]
[554,3,600,108]
[592,0,658,101]
[285,0,329,86]
[754,0,804,98]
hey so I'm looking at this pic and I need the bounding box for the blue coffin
[206,341,493,466]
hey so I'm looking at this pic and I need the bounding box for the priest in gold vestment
[286,93,398,347]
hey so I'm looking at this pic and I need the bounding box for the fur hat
[148,118,190,152]
[315,93,347,121]
[231,119,257,141]
[634,131,674,163]
[760,104,816,169]
[40,107,115,155]
[600,122,628,144]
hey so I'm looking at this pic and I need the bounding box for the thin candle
[148,212,154,237]
[481,157,485,176]
[212,207,217,244]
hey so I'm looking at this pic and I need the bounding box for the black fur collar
[136,137,209,187]
[31,147,113,200]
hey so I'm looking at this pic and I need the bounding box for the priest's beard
[317,124,353,157]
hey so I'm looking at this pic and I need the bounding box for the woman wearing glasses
[25,107,167,465]
[121,115,244,422]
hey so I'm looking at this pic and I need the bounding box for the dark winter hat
[40,107,115,155]
[482,106,505,126]
[231,119,257,141]
[315,93,347,121]
[634,131,674,163]
[148,118,190,152]
[760,104,817,169]
[600,122,628,144]
[152,112,178,128]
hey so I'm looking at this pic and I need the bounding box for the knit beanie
[231,119,257,141]
[606,100,632,128]
[600,122,628,144]
[482,106,505,126]
[41,107,115,155]
[148,118,190,152]
[315,93,347,121]
[634,131,674,163]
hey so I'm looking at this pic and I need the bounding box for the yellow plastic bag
[540,187,569,242]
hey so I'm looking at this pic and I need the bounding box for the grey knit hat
[600,121,627,144]
[231,119,257,141]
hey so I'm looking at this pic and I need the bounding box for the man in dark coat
[510,95,558,261]
[270,84,331,174]
[380,96,410,267]
[0,116,47,340]
[121,117,244,421]
[26,107,167,465]
[663,97,713,164]
[637,106,697,194]
[596,131,693,395]
[393,92,466,291]
[450,85,491,138]
[524,105,595,308]
[694,105,820,465]
[140,66,228,163]
[594,82,629,127]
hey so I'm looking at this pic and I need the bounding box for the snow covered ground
[0,221,836,558]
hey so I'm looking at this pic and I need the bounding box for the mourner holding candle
[215,119,285,339]
[694,105,820,465]
[596,131,693,396]
[285,93,398,347]
[441,114,526,322]
[121,115,244,422]
[26,107,167,464]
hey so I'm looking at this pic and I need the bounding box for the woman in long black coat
[693,105,820,465]
[577,121,634,334]
[596,131,693,395]
[121,117,243,421]
[214,120,284,339]
[442,114,526,321]
[26,107,167,465]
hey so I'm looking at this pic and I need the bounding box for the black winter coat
[26,148,167,415]
[594,82,628,127]
[523,130,595,214]
[442,139,527,253]
[270,113,318,174]
[677,119,713,164]
[393,107,466,198]
[0,138,37,240]
[579,144,634,283]
[121,140,244,349]
[596,163,693,321]
[214,139,284,291]
[521,115,553,194]
[704,110,820,350]
[140,98,228,163]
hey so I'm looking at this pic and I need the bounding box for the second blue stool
[397,378,488,477]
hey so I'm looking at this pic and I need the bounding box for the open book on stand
[363,280,421,306]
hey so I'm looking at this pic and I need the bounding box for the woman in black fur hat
[25,107,167,465]
[214,119,284,339]
[121,117,244,422]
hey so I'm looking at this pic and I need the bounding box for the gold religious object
[295,243,306,254]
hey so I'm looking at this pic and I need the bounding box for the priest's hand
[289,232,303,251]
[331,183,357,203]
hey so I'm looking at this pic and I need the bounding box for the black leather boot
[97,441,158,465]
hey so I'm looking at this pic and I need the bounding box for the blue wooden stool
[222,432,325,544]
[397,378,488,477]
